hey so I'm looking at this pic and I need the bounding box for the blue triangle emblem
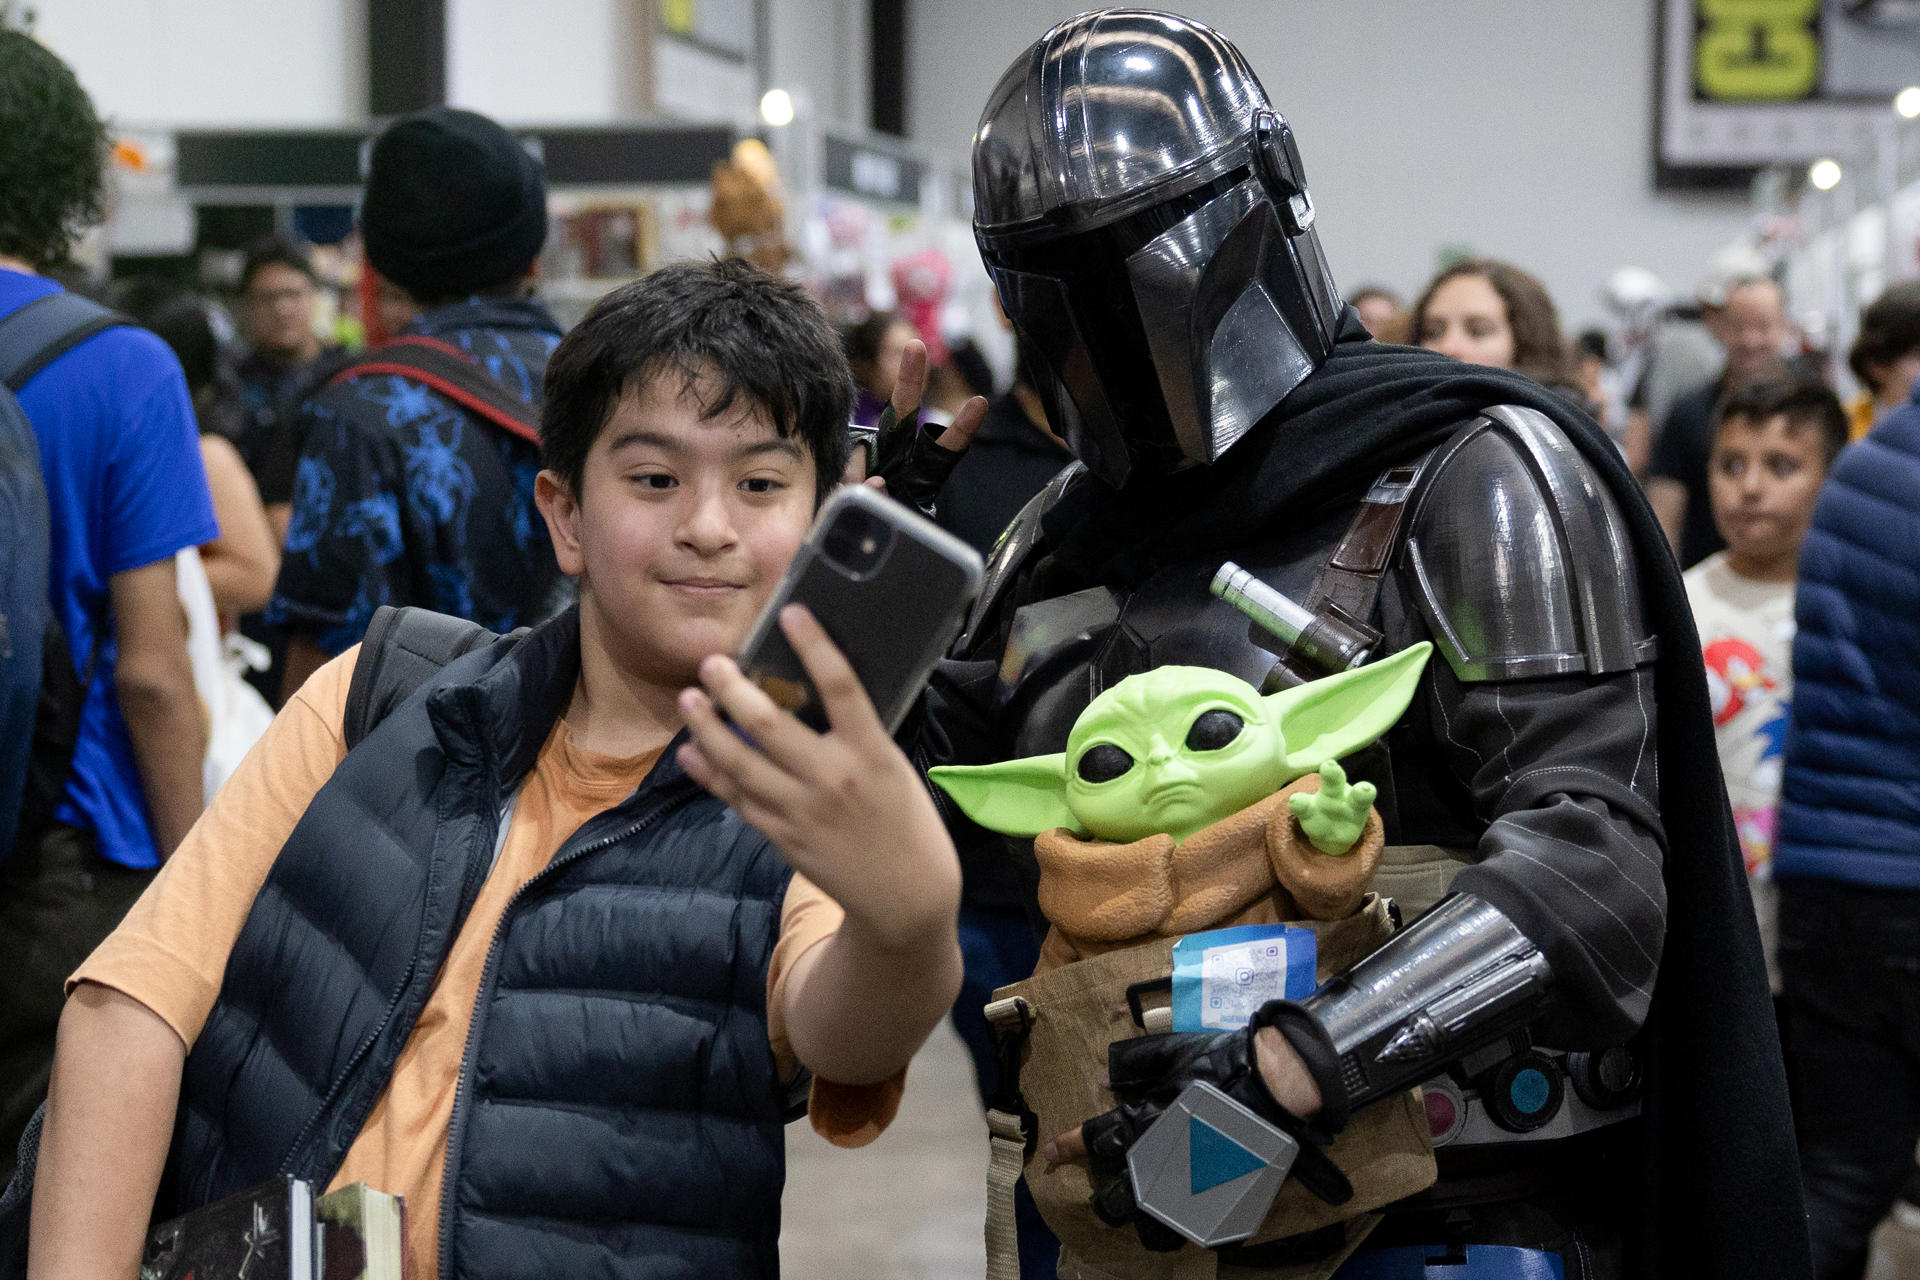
[1188,1115,1267,1195]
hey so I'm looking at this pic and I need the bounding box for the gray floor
[782,1018,990,1279]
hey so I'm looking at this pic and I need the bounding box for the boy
[24,259,980,1279]
[1682,378,1848,990]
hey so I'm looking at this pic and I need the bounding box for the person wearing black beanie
[360,106,549,305]
[264,104,566,701]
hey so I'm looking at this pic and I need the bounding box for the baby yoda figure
[931,642,1432,969]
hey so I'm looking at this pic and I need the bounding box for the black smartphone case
[735,487,984,733]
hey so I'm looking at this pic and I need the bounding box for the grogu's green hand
[1288,761,1377,855]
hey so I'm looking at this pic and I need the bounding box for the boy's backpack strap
[0,292,131,392]
[329,335,541,446]
[343,606,502,749]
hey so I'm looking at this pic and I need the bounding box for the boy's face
[1707,413,1826,566]
[539,366,818,689]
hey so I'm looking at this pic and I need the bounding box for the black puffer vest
[169,609,795,1279]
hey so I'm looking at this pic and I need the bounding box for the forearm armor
[1293,894,1554,1118]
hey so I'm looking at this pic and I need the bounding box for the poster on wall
[1658,0,1920,185]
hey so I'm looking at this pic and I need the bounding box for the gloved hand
[858,337,985,514]
[1076,1004,1355,1251]
[872,402,965,515]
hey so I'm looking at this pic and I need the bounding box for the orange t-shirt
[73,647,902,1280]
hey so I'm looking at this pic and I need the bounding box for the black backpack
[0,292,128,855]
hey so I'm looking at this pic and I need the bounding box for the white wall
[768,0,870,128]
[906,0,1754,331]
[30,0,367,128]
[447,0,651,124]
[26,0,865,131]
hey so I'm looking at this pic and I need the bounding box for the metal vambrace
[1278,894,1555,1126]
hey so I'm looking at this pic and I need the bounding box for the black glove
[871,404,965,515]
[1079,1003,1354,1252]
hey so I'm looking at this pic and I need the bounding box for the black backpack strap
[328,335,541,446]
[0,293,131,392]
[342,606,503,749]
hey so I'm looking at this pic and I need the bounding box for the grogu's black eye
[1186,709,1245,751]
[1076,743,1135,783]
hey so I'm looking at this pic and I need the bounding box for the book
[314,1182,406,1280]
[140,1175,315,1280]
[140,1177,406,1280]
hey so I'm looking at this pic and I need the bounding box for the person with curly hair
[0,32,108,271]
[0,29,215,1179]
[1411,257,1576,392]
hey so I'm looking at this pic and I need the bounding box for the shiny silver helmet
[972,10,1344,488]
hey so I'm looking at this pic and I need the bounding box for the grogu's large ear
[1266,642,1433,772]
[928,756,1076,837]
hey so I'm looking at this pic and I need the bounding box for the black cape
[1028,316,1812,1278]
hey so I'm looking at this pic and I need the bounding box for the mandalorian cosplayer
[912,10,1811,1279]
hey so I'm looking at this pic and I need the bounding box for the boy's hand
[676,604,960,947]
[1287,761,1376,855]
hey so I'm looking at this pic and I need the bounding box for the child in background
[1683,379,1848,990]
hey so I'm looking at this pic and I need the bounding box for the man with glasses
[233,238,348,522]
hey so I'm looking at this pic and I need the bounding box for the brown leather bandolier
[1264,463,1424,691]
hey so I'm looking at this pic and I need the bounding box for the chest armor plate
[996,514,1347,762]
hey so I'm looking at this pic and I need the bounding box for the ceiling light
[760,89,795,128]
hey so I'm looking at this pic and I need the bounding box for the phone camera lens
[821,505,894,578]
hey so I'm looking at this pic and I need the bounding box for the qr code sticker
[1198,938,1290,1030]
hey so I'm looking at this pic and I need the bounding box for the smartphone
[734,484,985,734]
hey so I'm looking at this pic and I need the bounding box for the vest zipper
[277,952,420,1179]
[279,767,502,1181]
[437,781,699,1280]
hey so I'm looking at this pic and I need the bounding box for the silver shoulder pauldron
[1400,405,1656,682]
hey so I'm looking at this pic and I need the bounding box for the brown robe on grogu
[1032,776,1384,972]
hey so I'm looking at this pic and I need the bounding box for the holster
[984,891,1439,1280]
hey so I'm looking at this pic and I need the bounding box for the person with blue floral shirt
[269,107,564,699]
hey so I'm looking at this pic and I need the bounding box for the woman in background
[1413,257,1575,392]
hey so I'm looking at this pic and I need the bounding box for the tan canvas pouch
[1368,844,1475,921]
[992,892,1437,1280]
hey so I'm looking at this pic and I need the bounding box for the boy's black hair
[1715,378,1849,469]
[542,257,854,504]
[240,236,319,293]
[0,31,109,270]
